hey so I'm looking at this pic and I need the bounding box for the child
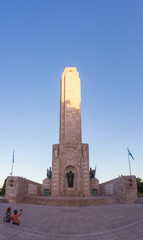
[12,209,23,226]
[3,207,11,222]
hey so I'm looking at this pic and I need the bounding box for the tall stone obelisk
[60,67,81,144]
[51,67,90,197]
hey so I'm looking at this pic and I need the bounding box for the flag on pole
[12,150,15,163]
[127,148,135,160]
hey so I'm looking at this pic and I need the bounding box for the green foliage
[136,177,142,185]
[136,177,143,197]
[0,188,2,196]
[138,192,143,198]
[1,179,6,196]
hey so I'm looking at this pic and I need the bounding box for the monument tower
[51,67,91,196]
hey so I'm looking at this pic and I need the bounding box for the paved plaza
[1,203,143,240]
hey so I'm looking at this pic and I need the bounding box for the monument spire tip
[64,67,77,72]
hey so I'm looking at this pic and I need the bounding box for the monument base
[5,175,138,205]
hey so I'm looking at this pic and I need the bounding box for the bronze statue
[66,170,74,187]
[47,167,52,179]
[89,166,96,178]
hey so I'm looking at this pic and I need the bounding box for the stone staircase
[22,196,120,206]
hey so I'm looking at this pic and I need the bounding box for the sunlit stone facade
[51,67,91,196]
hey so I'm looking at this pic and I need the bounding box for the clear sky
[0,0,143,187]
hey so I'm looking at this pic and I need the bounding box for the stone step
[135,198,143,203]
[0,197,8,203]
[22,196,120,206]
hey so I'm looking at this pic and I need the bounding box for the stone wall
[41,178,51,195]
[51,144,60,196]
[99,175,138,203]
[90,178,99,195]
[5,176,42,203]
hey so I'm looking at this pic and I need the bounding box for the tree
[1,179,7,195]
[136,177,143,194]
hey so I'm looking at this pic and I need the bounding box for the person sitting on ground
[12,209,23,226]
[3,207,12,222]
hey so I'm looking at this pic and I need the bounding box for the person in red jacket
[12,209,23,226]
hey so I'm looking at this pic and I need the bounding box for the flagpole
[10,149,14,177]
[9,149,15,188]
[128,149,131,176]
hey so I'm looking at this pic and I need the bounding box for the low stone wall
[22,196,119,206]
[99,175,138,203]
[5,176,42,203]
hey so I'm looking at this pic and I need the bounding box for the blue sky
[0,0,143,187]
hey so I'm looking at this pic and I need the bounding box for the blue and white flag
[127,148,135,160]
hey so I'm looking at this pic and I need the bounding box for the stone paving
[0,203,143,240]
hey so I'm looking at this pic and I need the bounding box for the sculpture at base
[66,170,74,188]
[89,167,96,178]
[47,167,52,179]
